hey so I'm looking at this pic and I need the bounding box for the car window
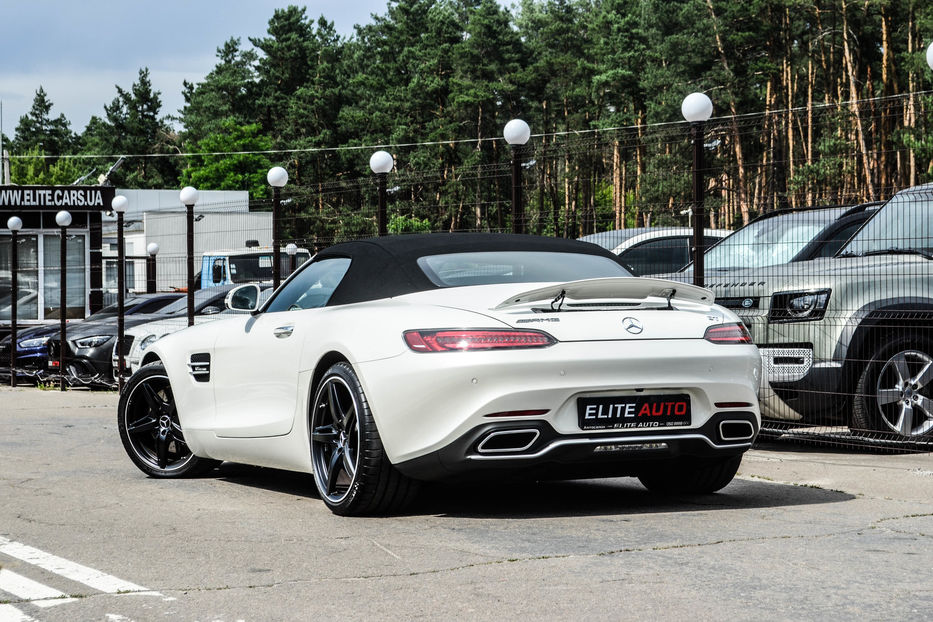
[842,193,933,256]
[619,238,689,275]
[703,208,845,270]
[129,297,180,315]
[417,251,631,287]
[156,287,230,315]
[264,258,352,312]
[810,219,866,259]
[86,296,175,318]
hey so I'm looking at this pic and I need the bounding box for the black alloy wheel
[310,362,418,516]
[852,334,933,438]
[118,363,218,477]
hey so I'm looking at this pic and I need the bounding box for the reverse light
[704,323,752,344]
[404,329,557,352]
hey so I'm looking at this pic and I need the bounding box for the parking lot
[2,386,932,621]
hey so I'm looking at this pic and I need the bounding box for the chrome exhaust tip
[476,429,540,454]
[719,420,756,442]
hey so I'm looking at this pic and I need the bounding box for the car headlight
[768,289,831,323]
[20,337,49,349]
[139,334,159,352]
[74,335,112,349]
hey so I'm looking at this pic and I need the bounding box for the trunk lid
[402,278,727,342]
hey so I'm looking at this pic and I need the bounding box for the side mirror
[225,283,261,312]
[212,263,224,284]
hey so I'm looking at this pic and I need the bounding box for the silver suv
[703,184,933,439]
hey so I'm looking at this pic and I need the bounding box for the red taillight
[404,329,557,352]
[704,323,752,344]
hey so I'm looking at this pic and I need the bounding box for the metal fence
[3,92,932,452]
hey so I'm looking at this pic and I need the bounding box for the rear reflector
[484,409,550,418]
[404,329,556,352]
[715,402,753,408]
[704,323,752,344]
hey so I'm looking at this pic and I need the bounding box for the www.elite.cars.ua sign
[0,185,116,211]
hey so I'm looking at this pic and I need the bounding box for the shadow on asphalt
[212,461,854,519]
[755,435,932,455]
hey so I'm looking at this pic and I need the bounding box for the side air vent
[188,353,211,382]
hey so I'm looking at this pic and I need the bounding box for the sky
[0,1,401,139]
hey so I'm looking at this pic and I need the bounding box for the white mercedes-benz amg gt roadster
[118,233,762,515]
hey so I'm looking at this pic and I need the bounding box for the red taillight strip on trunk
[404,329,557,352]
[704,323,753,344]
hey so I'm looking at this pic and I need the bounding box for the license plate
[577,394,691,430]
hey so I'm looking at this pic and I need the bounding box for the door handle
[273,326,294,339]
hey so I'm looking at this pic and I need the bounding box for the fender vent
[188,353,211,382]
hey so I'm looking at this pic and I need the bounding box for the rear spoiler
[493,277,714,310]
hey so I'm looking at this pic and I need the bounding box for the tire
[638,455,743,494]
[310,362,418,516]
[852,334,933,438]
[118,363,219,478]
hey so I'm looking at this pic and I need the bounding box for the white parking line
[0,537,152,595]
[0,569,77,608]
[0,603,37,622]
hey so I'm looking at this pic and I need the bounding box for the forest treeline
[5,0,933,242]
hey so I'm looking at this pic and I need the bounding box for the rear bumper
[358,339,762,465]
[395,411,758,482]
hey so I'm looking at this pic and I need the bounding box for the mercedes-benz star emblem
[622,317,643,334]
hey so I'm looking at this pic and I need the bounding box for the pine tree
[13,87,75,157]
[81,68,179,189]
[180,38,260,144]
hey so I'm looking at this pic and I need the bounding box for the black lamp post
[503,119,531,235]
[267,166,289,289]
[7,216,22,387]
[55,210,72,391]
[112,195,128,391]
[681,93,713,288]
[369,151,394,236]
[180,186,199,327]
[146,242,159,294]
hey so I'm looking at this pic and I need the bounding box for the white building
[101,190,271,294]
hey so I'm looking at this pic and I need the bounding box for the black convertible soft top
[313,233,628,305]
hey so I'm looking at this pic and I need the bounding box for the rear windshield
[417,251,631,287]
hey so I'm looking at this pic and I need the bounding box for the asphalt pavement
[1,386,932,621]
